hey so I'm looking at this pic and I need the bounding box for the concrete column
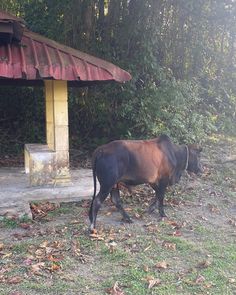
[45,80,70,184]
[45,80,55,150]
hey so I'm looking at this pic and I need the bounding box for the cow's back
[112,139,174,184]
[92,136,176,185]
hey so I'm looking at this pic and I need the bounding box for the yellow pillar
[45,80,55,150]
[45,80,70,184]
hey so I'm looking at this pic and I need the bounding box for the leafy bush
[116,76,216,143]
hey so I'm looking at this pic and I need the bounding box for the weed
[0,217,18,228]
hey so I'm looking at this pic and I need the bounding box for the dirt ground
[0,135,235,295]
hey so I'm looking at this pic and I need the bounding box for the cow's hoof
[148,207,156,214]
[89,224,97,234]
[122,217,133,223]
[160,215,168,222]
[159,210,167,218]
[148,204,157,214]
[160,213,167,218]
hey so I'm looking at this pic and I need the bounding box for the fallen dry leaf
[71,240,90,263]
[228,219,236,227]
[143,245,152,252]
[35,248,45,259]
[13,233,28,240]
[147,277,161,289]
[172,230,182,237]
[134,213,141,219]
[165,220,180,228]
[195,274,205,284]
[23,258,34,266]
[144,224,159,234]
[50,263,61,272]
[156,261,169,269]
[59,274,76,282]
[106,241,117,253]
[0,275,6,283]
[71,239,81,255]
[7,276,23,284]
[162,241,176,251]
[39,240,49,248]
[0,243,4,251]
[106,281,125,295]
[90,228,98,235]
[166,198,183,206]
[0,267,8,275]
[1,252,13,259]
[199,215,208,221]
[31,262,45,275]
[197,259,212,269]
[19,223,31,229]
[51,240,65,249]
[30,202,59,219]
[80,200,90,208]
[48,254,64,262]
[89,231,105,241]
[69,219,81,225]
[208,204,220,214]
[204,282,213,289]
[45,247,54,255]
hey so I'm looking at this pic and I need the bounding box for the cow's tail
[92,153,98,201]
[93,158,97,200]
[89,153,98,230]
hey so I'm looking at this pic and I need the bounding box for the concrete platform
[0,167,95,218]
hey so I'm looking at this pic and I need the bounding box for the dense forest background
[0,0,235,157]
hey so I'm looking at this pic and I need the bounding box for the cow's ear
[189,144,202,153]
[195,146,202,153]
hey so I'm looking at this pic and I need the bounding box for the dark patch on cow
[89,134,202,231]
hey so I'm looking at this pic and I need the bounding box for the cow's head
[187,145,203,174]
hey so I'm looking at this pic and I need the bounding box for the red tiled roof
[0,10,25,23]
[0,11,131,85]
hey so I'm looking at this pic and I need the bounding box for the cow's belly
[121,179,145,186]
[120,170,158,185]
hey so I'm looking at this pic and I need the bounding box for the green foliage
[118,76,215,143]
[0,0,235,156]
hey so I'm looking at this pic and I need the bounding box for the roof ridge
[0,9,25,24]
[24,30,131,81]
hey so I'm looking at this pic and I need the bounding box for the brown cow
[89,134,202,231]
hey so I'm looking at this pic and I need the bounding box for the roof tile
[0,10,131,84]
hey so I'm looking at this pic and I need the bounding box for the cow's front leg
[149,182,167,217]
[110,188,133,223]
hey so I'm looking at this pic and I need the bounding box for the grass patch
[11,242,29,254]
[0,217,18,228]
[46,205,75,217]
[0,214,32,229]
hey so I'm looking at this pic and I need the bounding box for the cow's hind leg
[89,188,111,231]
[149,182,167,217]
[110,188,133,223]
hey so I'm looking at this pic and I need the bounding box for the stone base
[0,168,95,219]
[24,144,71,186]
